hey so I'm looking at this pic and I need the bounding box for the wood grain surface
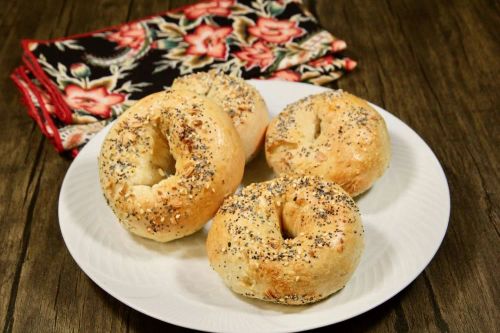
[0,0,498,332]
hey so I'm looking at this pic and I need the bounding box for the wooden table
[1,0,498,332]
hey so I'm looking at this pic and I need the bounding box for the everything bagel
[207,175,364,305]
[265,90,391,196]
[98,89,245,242]
[172,72,269,162]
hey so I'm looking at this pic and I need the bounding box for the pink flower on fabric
[65,132,84,150]
[63,85,125,118]
[184,25,233,59]
[331,39,347,52]
[248,18,304,44]
[269,70,301,82]
[344,58,358,71]
[309,55,334,68]
[235,41,275,70]
[183,0,234,20]
[107,23,146,50]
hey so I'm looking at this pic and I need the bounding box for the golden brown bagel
[265,90,391,196]
[172,72,269,162]
[207,175,364,305]
[98,89,245,242]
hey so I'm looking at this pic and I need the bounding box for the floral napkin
[11,0,356,156]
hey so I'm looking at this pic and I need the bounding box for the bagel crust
[207,175,364,305]
[172,72,270,162]
[98,89,245,242]
[265,90,391,196]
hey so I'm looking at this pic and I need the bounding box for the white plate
[59,80,450,332]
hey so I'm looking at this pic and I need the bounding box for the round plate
[59,80,450,332]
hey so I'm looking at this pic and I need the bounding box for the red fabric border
[21,52,73,123]
[10,68,47,136]
[12,67,65,152]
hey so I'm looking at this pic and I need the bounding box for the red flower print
[331,39,347,52]
[235,41,275,71]
[248,18,304,44]
[309,55,334,68]
[184,25,232,59]
[269,70,301,82]
[344,58,358,71]
[107,23,147,50]
[63,85,125,118]
[66,132,84,149]
[183,0,234,20]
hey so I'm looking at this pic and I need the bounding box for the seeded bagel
[265,90,391,196]
[98,89,245,242]
[207,175,364,305]
[172,72,269,162]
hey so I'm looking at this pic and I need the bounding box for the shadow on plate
[232,291,325,314]
[356,131,416,214]
[241,149,275,186]
[130,227,208,259]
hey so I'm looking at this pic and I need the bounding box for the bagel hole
[151,130,176,181]
[131,127,178,186]
[313,114,322,140]
[278,203,296,240]
[160,156,176,176]
[281,225,295,240]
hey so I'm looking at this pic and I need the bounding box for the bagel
[172,72,270,162]
[98,89,245,242]
[207,175,364,305]
[265,90,391,196]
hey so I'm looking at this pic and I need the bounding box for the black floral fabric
[11,0,356,156]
